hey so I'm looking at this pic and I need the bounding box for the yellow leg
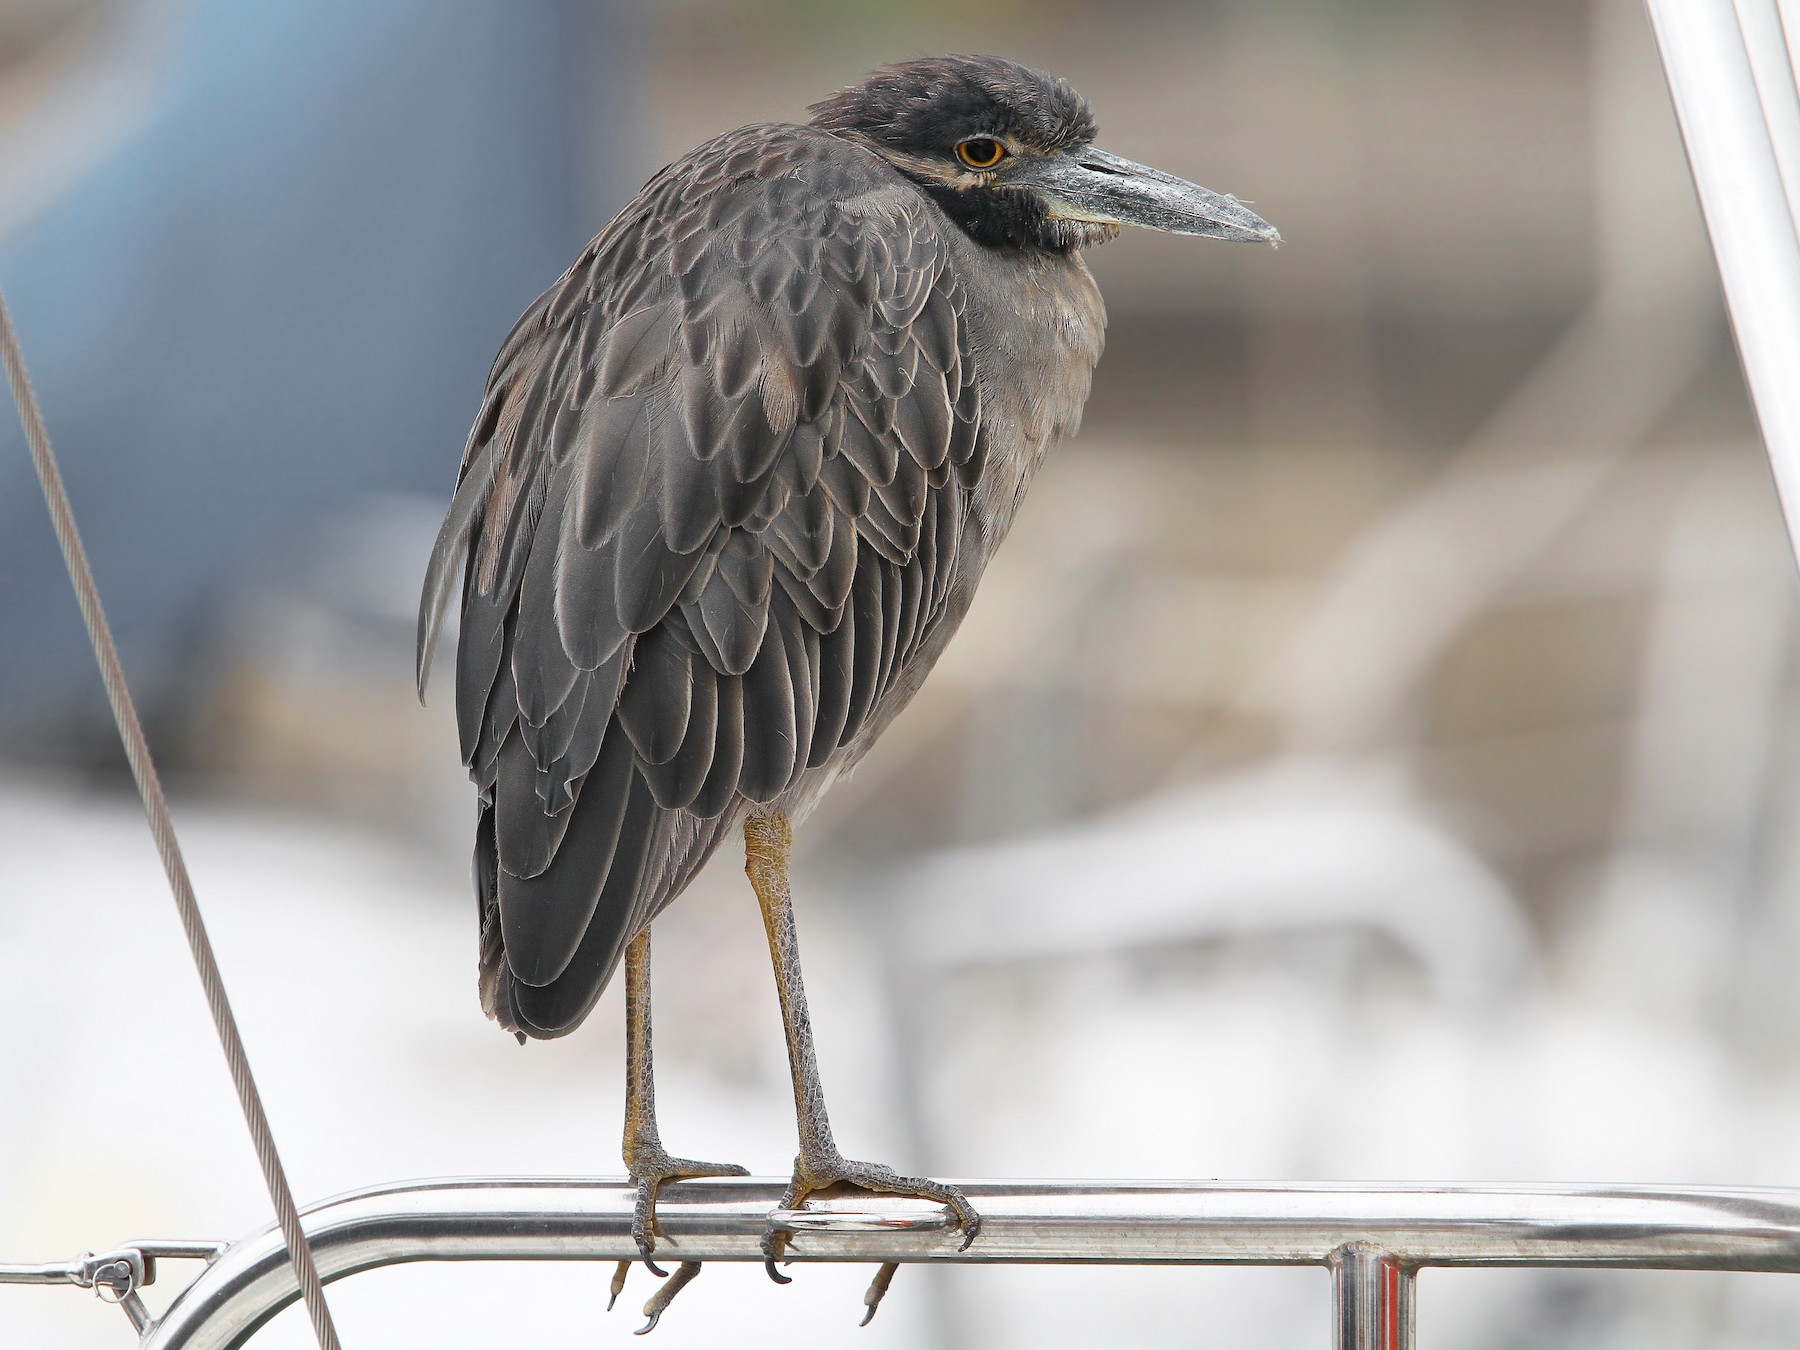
[608,928,747,1326]
[744,810,978,1319]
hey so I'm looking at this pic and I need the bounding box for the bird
[416,53,1277,1329]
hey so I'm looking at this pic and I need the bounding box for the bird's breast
[958,248,1106,547]
[770,245,1106,825]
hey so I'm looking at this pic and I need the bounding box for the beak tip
[1230,222,1280,247]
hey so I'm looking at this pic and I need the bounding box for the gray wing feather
[809,606,856,766]
[512,474,583,727]
[572,391,654,549]
[617,624,691,765]
[738,604,800,801]
[415,437,501,695]
[417,123,988,1037]
[495,722,639,989]
[690,671,745,820]
[640,636,718,810]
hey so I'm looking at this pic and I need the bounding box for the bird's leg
[613,926,748,1314]
[744,810,979,1310]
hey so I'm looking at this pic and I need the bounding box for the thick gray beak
[1016,147,1280,245]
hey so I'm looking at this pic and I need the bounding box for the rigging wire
[0,290,343,1350]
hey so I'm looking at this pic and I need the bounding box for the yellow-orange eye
[955,137,1007,171]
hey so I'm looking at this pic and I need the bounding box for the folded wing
[417,125,985,1038]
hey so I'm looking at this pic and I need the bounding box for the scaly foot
[625,1145,750,1271]
[606,1150,747,1332]
[761,1147,980,1313]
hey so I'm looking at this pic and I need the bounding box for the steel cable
[0,291,342,1350]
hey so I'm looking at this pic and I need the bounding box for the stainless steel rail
[46,1176,1792,1350]
[1645,0,1800,570]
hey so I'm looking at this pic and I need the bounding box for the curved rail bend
[141,1176,1800,1349]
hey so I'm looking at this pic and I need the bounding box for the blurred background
[4,0,1799,1346]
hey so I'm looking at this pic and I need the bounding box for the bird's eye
[955,138,1007,171]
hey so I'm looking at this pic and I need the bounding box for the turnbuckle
[1,1239,226,1335]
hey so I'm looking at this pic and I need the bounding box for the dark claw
[956,1208,982,1251]
[764,1256,793,1285]
[631,1176,666,1263]
[635,1261,702,1335]
[643,1256,669,1279]
[860,1263,898,1327]
[607,1260,630,1312]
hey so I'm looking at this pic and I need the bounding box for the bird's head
[809,55,1279,253]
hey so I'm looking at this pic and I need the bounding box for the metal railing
[13,1177,1800,1349]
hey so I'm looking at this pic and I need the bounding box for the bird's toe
[635,1261,702,1335]
[626,1149,751,1259]
[765,1151,980,1318]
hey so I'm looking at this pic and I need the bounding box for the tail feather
[473,805,528,1042]
[487,797,740,1040]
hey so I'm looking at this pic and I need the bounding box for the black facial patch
[918,182,1115,253]
[809,55,1097,159]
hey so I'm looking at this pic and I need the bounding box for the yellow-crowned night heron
[417,54,1277,1327]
